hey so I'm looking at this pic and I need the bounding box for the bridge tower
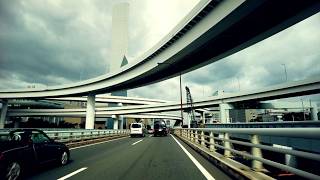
[107,3,129,130]
[109,2,129,73]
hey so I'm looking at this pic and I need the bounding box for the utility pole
[179,72,183,125]
[301,99,306,121]
[157,62,184,125]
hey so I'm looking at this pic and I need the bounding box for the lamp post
[281,64,287,82]
[157,62,184,125]
[301,98,306,121]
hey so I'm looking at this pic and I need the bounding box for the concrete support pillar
[119,115,124,130]
[57,117,60,126]
[85,94,95,129]
[113,115,119,130]
[117,103,123,129]
[219,103,233,123]
[311,104,318,121]
[202,112,206,124]
[0,100,8,129]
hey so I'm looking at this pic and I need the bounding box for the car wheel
[6,161,21,180]
[60,151,69,165]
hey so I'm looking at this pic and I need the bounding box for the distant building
[229,109,258,123]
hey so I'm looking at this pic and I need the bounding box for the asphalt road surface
[26,134,232,180]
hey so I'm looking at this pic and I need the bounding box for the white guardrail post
[172,127,320,180]
[186,129,191,141]
[223,132,232,157]
[195,130,198,144]
[251,134,263,170]
[209,131,216,152]
[201,130,205,147]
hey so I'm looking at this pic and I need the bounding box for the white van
[130,123,146,137]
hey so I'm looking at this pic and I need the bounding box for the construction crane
[185,86,197,128]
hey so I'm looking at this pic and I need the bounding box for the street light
[157,62,184,125]
[281,64,287,82]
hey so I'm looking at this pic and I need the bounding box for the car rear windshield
[131,124,141,128]
[154,124,160,129]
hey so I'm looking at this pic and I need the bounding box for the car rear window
[131,124,141,128]
[0,133,9,142]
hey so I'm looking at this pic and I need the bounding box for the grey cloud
[0,0,111,89]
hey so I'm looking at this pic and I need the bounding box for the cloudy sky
[0,0,319,103]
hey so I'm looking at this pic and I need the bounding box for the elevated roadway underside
[0,0,319,98]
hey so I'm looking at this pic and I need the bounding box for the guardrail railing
[0,129,130,143]
[174,128,320,180]
[205,121,320,128]
[44,129,129,143]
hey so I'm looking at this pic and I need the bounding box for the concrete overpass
[46,95,169,105]
[1,0,319,129]
[7,77,320,122]
[6,112,181,120]
[0,0,319,99]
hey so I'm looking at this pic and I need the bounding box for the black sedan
[0,129,70,180]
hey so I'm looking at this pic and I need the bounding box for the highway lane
[26,135,232,180]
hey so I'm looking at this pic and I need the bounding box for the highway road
[26,135,232,180]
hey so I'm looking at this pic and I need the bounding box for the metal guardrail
[205,121,320,128]
[44,129,129,143]
[0,129,130,143]
[174,128,320,180]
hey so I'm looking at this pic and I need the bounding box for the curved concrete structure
[0,0,319,99]
[8,77,320,116]
[7,111,181,120]
[46,95,169,105]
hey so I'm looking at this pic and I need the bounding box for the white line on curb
[132,139,143,145]
[57,167,87,180]
[170,134,215,180]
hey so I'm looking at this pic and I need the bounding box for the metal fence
[205,121,320,128]
[44,129,129,143]
[0,129,130,143]
[174,128,320,180]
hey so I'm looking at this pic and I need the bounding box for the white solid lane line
[57,167,88,180]
[132,139,143,145]
[170,135,215,180]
